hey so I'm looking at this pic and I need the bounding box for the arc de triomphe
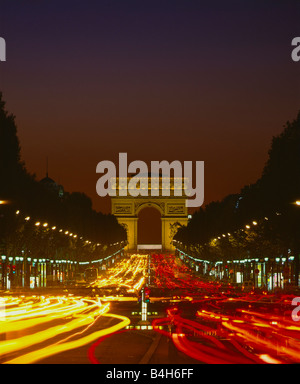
[111,174,189,251]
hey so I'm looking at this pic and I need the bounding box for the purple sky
[0,0,299,215]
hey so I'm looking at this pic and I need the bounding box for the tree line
[0,92,127,261]
[174,110,300,262]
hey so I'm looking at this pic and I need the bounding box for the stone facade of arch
[111,194,188,251]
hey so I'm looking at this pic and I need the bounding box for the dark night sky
[0,0,299,215]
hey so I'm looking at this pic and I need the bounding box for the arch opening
[137,206,162,246]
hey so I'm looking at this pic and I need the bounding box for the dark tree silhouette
[0,92,127,260]
[174,110,300,261]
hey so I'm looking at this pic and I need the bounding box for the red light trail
[150,253,300,364]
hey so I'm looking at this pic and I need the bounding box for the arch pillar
[161,217,188,251]
[117,217,138,251]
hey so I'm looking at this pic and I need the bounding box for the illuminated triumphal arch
[111,174,189,251]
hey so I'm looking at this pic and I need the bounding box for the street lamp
[296,200,300,206]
